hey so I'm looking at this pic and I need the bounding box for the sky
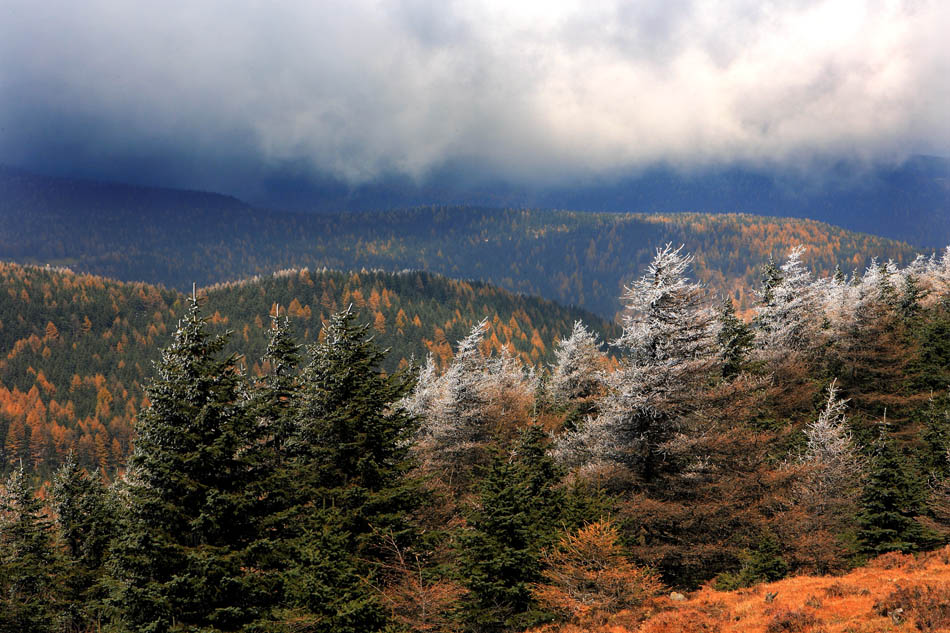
[1,0,948,201]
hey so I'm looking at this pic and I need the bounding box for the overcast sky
[1,0,948,198]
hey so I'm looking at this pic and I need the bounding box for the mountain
[0,262,615,476]
[252,156,950,249]
[1,167,925,319]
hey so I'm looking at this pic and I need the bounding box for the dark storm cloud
[0,0,948,195]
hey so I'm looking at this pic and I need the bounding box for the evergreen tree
[292,306,420,558]
[279,515,387,633]
[281,307,422,631]
[858,423,928,555]
[716,296,754,379]
[51,452,119,632]
[459,426,565,632]
[549,321,606,406]
[919,394,950,479]
[108,297,264,632]
[0,465,63,632]
[243,314,304,618]
[555,244,716,476]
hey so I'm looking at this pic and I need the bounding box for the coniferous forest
[3,242,950,632]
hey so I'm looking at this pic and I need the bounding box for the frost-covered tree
[799,380,864,509]
[754,245,820,354]
[615,243,715,368]
[549,321,606,406]
[928,245,950,300]
[556,244,716,476]
[415,319,492,470]
[410,319,536,482]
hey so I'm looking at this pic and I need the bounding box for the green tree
[459,426,566,632]
[716,296,754,379]
[107,297,264,632]
[51,452,119,632]
[858,424,928,556]
[0,465,63,633]
[292,307,421,557]
[280,307,422,631]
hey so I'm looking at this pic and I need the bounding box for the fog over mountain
[1,0,948,206]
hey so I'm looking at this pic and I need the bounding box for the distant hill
[0,167,925,319]
[253,156,950,249]
[0,262,615,476]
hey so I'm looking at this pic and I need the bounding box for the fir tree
[459,426,566,632]
[282,307,422,632]
[0,465,63,632]
[51,452,119,632]
[292,306,420,558]
[108,297,264,632]
[858,423,928,555]
[243,313,304,618]
[716,296,754,379]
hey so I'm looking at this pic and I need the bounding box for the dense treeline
[1,167,921,317]
[2,243,950,632]
[0,262,614,478]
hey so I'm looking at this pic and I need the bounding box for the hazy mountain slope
[0,167,925,318]
[252,157,950,249]
[0,262,615,476]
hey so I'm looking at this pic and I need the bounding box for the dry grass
[527,546,950,633]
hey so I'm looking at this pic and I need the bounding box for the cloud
[0,0,948,194]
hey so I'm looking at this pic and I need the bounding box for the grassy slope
[531,547,950,633]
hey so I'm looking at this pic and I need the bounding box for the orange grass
[528,546,950,633]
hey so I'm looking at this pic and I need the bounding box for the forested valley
[3,242,950,632]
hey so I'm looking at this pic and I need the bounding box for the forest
[1,167,924,318]
[0,262,613,479]
[2,242,950,632]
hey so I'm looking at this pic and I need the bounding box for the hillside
[0,167,925,318]
[529,547,950,633]
[1,239,948,633]
[0,261,615,476]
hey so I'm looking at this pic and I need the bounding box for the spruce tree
[459,426,566,632]
[108,297,264,632]
[0,465,63,633]
[858,424,927,555]
[51,452,119,632]
[716,296,754,379]
[281,307,422,631]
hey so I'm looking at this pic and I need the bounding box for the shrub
[874,584,950,632]
[532,519,664,625]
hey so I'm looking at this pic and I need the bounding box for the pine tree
[716,296,754,379]
[282,307,422,632]
[51,452,119,632]
[858,423,927,556]
[108,297,264,632]
[459,427,566,632]
[0,465,64,632]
